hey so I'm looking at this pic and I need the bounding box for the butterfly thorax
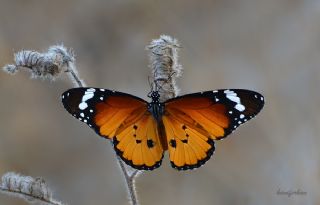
[147,91,165,122]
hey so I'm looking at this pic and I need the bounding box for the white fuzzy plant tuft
[0,172,63,205]
[147,35,182,102]
[3,45,85,86]
[1,35,182,205]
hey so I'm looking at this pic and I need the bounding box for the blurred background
[0,0,319,204]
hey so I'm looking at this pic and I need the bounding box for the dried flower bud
[147,35,182,102]
[2,45,76,81]
[0,172,63,205]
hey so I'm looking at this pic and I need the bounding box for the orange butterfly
[62,88,264,170]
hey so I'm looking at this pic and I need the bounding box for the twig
[116,157,139,205]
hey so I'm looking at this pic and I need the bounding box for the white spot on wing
[79,102,88,110]
[80,113,84,117]
[224,90,237,96]
[100,89,105,91]
[240,114,245,119]
[225,90,245,112]
[79,88,96,110]
[82,93,94,101]
[227,95,240,104]
[235,104,245,112]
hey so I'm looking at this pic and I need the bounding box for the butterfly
[61,88,264,170]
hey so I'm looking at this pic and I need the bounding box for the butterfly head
[148,91,160,103]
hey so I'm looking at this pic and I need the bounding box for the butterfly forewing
[62,88,145,138]
[163,89,264,170]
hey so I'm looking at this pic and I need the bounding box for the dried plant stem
[61,51,141,205]
[65,64,85,87]
[2,35,182,205]
[0,188,62,205]
[68,69,139,205]
[65,67,141,205]
[116,157,139,205]
[65,62,86,87]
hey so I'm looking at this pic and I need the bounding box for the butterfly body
[62,88,264,171]
[147,91,165,123]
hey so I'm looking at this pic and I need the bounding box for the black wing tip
[219,89,265,139]
[112,138,164,171]
[171,139,215,171]
[239,89,265,118]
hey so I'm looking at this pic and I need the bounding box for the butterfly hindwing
[113,112,164,170]
[163,89,264,170]
[61,87,164,170]
[162,114,215,170]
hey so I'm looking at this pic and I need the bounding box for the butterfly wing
[163,89,265,170]
[61,88,164,170]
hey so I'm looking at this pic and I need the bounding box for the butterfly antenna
[153,70,177,93]
[147,76,155,98]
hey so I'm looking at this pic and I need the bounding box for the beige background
[0,0,319,204]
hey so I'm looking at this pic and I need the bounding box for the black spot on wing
[147,139,154,148]
[169,139,177,148]
[112,137,163,171]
